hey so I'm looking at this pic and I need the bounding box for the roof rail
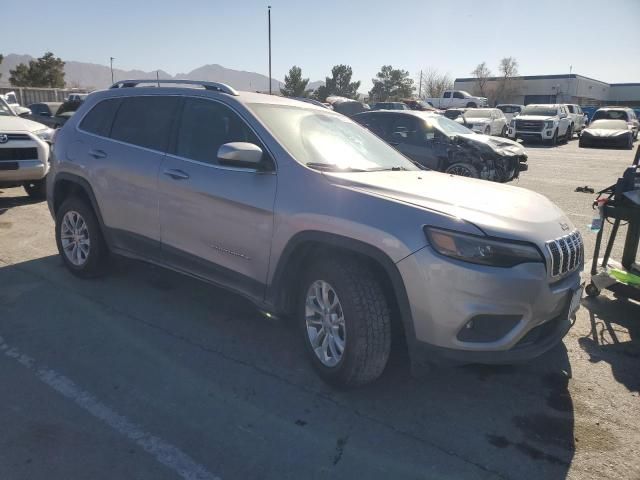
[109,79,239,96]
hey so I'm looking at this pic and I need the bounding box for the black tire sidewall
[55,197,107,277]
[23,178,46,200]
[297,258,388,387]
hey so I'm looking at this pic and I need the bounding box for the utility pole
[418,70,423,98]
[156,70,160,87]
[110,57,115,84]
[268,6,272,95]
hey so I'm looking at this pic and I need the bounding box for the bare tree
[417,67,453,99]
[495,57,521,103]
[470,61,492,97]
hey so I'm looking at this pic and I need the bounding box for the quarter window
[79,98,122,137]
[175,98,260,166]
[110,96,179,151]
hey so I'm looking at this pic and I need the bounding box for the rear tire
[298,257,391,388]
[23,178,46,200]
[55,196,108,278]
[445,162,480,178]
[484,126,491,135]
[466,102,477,108]
[627,135,634,150]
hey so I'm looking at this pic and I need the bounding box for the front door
[158,97,277,300]
[388,115,440,170]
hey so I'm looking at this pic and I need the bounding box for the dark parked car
[371,102,409,111]
[402,99,439,112]
[579,119,634,149]
[353,110,527,182]
[26,102,63,128]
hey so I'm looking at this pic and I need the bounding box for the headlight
[34,128,55,142]
[543,120,555,129]
[424,227,543,267]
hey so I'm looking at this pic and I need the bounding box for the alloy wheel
[60,210,91,266]
[305,280,346,367]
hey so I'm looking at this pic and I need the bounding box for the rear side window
[566,105,575,113]
[80,98,121,137]
[110,96,180,151]
[175,98,259,166]
[444,92,451,98]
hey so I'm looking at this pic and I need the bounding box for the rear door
[388,114,440,169]
[77,95,180,257]
[158,97,277,299]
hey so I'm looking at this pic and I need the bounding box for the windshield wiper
[305,162,367,172]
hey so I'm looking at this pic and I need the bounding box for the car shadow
[579,294,639,392]
[0,254,576,479]
[0,190,43,216]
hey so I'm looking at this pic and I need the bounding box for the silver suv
[47,80,583,387]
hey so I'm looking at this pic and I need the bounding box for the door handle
[163,169,190,180]
[88,149,107,159]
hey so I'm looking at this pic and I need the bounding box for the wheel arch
[52,173,109,240]
[268,231,417,348]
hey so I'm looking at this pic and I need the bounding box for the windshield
[593,110,628,121]
[521,106,558,117]
[464,109,492,119]
[589,119,628,130]
[422,114,473,135]
[0,97,15,116]
[443,109,464,119]
[497,105,521,114]
[250,104,418,172]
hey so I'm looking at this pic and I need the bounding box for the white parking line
[0,336,220,480]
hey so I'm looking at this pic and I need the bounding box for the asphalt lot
[1,139,638,480]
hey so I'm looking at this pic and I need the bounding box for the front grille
[546,230,583,277]
[515,120,544,132]
[0,133,31,141]
[0,147,38,161]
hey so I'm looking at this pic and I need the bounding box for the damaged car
[353,110,527,182]
[579,119,634,149]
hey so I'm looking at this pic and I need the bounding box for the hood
[583,128,628,138]
[324,170,571,245]
[457,133,526,156]
[0,115,48,133]
[516,115,556,122]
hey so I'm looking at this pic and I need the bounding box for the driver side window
[453,91,464,99]
[175,98,260,166]
[390,116,423,146]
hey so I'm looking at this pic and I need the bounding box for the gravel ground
[0,139,638,480]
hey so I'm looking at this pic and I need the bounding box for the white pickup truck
[425,90,488,109]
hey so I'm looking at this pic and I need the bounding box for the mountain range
[0,54,324,92]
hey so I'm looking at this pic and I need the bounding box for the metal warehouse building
[454,74,640,107]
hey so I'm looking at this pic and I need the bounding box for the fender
[268,230,417,348]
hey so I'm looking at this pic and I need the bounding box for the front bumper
[509,127,556,141]
[0,159,48,183]
[397,245,581,364]
[0,134,50,184]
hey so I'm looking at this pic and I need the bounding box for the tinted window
[111,96,179,151]
[175,98,259,165]
[29,104,46,115]
[355,114,389,138]
[566,105,575,113]
[389,116,423,146]
[593,110,629,121]
[79,98,122,137]
[444,92,451,98]
[453,91,464,99]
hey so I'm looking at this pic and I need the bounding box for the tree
[470,61,492,97]
[0,54,3,81]
[9,52,66,88]
[417,67,453,99]
[313,64,360,101]
[280,65,310,97]
[495,56,520,104]
[369,65,414,101]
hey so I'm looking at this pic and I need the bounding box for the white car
[2,91,31,116]
[425,90,488,109]
[564,104,587,137]
[0,96,54,199]
[461,108,508,136]
[496,104,524,123]
[508,104,573,145]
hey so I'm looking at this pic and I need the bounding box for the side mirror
[217,142,264,169]
[18,110,30,117]
[560,113,567,119]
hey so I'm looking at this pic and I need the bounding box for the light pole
[268,5,272,95]
[110,57,115,84]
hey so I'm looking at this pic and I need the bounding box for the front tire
[23,178,46,200]
[501,125,508,137]
[545,129,558,146]
[55,196,108,278]
[298,257,391,388]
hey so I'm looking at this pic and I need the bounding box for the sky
[4,0,640,90]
